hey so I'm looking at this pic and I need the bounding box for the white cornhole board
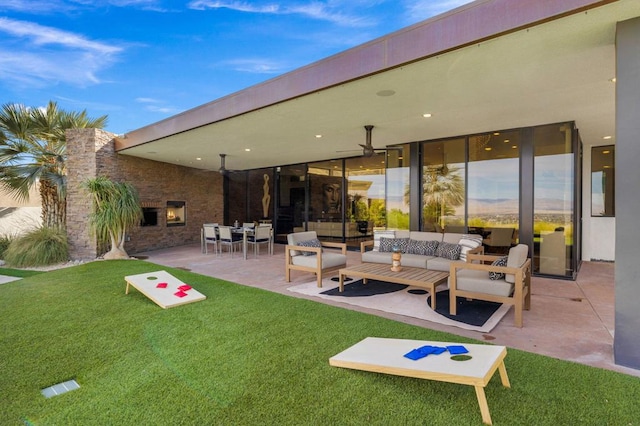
[124,270,206,309]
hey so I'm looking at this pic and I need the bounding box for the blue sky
[0,0,471,135]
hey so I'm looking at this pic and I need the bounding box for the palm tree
[83,176,142,260]
[0,101,107,229]
[403,163,465,227]
[423,163,464,227]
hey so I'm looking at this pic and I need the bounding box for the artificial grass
[0,267,44,278]
[1,260,639,425]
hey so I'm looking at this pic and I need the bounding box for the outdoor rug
[288,278,511,332]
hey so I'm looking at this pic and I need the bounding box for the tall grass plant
[2,226,68,267]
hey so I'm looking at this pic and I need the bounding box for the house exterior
[65,0,640,369]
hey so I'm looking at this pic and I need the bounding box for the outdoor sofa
[360,230,484,271]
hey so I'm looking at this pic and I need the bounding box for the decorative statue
[262,174,270,218]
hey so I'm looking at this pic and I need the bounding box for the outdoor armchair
[285,231,347,288]
[448,244,531,327]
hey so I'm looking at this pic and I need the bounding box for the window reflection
[591,145,615,217]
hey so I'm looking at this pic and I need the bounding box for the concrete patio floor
[135,242,640,378]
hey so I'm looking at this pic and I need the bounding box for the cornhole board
[124,270,206,309]
[329,337,510,425]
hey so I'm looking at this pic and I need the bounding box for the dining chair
[247,225,271,257]
[242,222,255,229]
[258,223,274,255]
[218,226,243,258]
[202,224,219,255]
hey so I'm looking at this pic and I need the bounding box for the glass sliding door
[274,165,306,243]
[308,160,344,242]
[386,146,410,230]
[422,138,466,232]
[468,131,520,253]
[345,153,386,245]
[533,123,575,277]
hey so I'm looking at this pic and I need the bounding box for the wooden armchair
[285,231,347,288]
[449,244,531,327]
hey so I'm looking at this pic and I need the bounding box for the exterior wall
[581,143,615,261]
[614,16,640,370]
[66,128,224,260]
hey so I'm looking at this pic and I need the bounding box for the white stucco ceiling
[118,1,639,173]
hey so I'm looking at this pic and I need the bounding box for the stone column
[66,128,117,260]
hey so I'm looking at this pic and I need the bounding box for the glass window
[533,123,574,277]
[274,165,306,243]
[422,138,466,232]
[467,131,520,250]
[386,146,410,229]
[591,145,615,217]
[308,160,343,241]
[345,154,387,239]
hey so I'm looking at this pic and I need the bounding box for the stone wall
[66,128,224,260]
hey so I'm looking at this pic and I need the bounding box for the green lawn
[1,260,639,425]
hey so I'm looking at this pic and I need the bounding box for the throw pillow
[379,237,410,253]
[489,256,508,280]
[297,238,322,256]
[436,242,461,260]
[373,230,395,251]
[407,239,439,256]
[458,234,483,261]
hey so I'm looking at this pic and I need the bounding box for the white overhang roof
[116,0,640,172]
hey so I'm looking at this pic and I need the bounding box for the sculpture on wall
[262,174,270,218]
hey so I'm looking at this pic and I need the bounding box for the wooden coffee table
[330,337,510,425]
[338,263,449,309]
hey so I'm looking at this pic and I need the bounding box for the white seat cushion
[449,269,514,297]
[290,252,346,269]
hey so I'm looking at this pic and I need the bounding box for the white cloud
[0,18,122,87]
[134,97,180,114]
[402,0,473,22]
[187,1,374,27]
[219,58,290,74]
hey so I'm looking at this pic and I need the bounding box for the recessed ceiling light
[610,77,616,83]
[504,139,510,143]
[602,150,610,154]
[603,165,612,169]
[376,89,395,97]
[196,157,202,160]
[493,132,500,136]
[422,113,432,118]
[315,134,322,138]
[603,135,612,140]
[245,148,251,152]
[512,145,517,149]
[484,147,492,151]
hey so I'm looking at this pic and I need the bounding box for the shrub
[3,227,69,268]
[0,235,12,259]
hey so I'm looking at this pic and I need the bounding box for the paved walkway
[134,242,639,378]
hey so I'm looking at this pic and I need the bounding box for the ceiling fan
[337,125,402,157]
[218,153,241,175]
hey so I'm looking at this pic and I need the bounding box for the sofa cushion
[489,256,508,280]
[287,231,318,256]
[449,269,514,297]
[399,253,430,268]
[443,232,466,244]
[506,244,528,283]
[297,238,322,256]
[458,234,483,261]
[409,231,443,242]
[436,242,461,260]
[380,237,410,253]
[407,239,439,256]
[362,250,392,264]
[373,230,395,251]
[426,256,458,272]
[291,252,346,268]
